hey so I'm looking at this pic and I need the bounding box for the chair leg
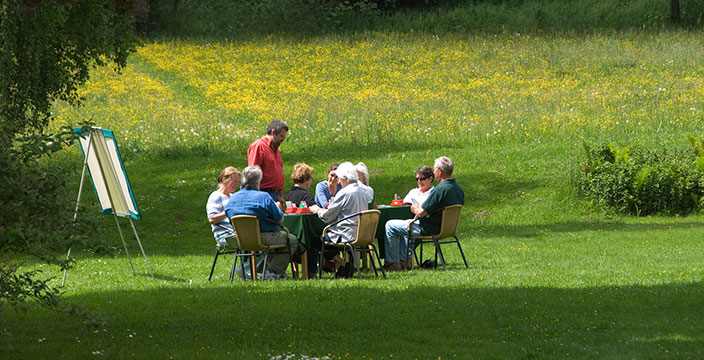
[367,246,378,277]
[261,249,270,280]
[419,242,424,266]
[454,236,469,268]
[414,246,421,269]
[318,244,326,279]
[346,244,361,279]
[209,250,220,281]
[286,242,297,280]
[370,244,386,279]
[250,253,258,282]
[230,252,237,283]
[435,237,446,270]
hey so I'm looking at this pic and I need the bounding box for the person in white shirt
[403,165,435,207]
[316,162,368,277]
[206,166,240,246]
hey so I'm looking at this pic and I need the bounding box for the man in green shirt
[384,156,464,271]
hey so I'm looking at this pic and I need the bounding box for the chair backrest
[353,210,381,246]
[436,204,462,240]
[230,215,266,252]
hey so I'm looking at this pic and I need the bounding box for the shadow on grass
[5,281,704,358]
[468,221,703,239]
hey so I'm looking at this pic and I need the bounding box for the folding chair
[208,224,240,282]
[407,204,468,270]
[318,209,385,279]
[230,215,298,281]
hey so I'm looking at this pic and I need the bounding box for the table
[283,205,413,267]
[374,205,414,258]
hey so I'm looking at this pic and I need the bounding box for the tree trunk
[671,0,681,23]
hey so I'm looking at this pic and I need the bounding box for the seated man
[225,165,299,280]
[384,156,464,270]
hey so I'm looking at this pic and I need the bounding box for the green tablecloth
[283,213,325,252]
[375,205,414,258]
[283,205,413,258]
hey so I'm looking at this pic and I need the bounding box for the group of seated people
[206,156,463,280]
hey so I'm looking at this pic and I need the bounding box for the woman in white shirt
[355,162,374,206]
[403,165,434,208]
[206,166,241,247]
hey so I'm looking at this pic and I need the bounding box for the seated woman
[355,162,375,207]
[206,166,260,279]
[316,162,369,277]
[403,165,434,207]
[287,163,319,208]
[206,166,240,247]
[314,163,342,208]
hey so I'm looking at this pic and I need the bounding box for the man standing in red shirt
[247,120,288,209]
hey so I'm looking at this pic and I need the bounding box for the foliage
[579,141,704,216]
[145,0,704,38]
[0,0,136,317]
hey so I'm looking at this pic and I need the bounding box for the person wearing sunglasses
[403,165,435,208]
[384,157,464,271]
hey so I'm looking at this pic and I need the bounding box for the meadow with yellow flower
[5,20,704,360]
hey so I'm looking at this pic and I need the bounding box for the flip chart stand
[62,128,154,286]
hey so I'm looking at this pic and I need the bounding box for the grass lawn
[2,28,704,359]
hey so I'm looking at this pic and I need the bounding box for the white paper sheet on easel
[75,127,141,220]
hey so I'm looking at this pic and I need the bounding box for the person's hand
[328,182,337,196]
[309,205,321,213]
[410,204,419,214]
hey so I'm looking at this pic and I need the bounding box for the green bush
[579,139,704,216]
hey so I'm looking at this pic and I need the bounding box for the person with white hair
[355,162,374,206]
[316,161,369,277]
[384,156,464,271]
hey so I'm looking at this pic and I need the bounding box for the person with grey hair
[247,119,289,210]
[383,156,464,271]
[355,162,374,206]
[224,165,299,280]
[316,162,369,277]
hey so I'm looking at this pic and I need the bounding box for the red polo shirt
[247,135,284,191]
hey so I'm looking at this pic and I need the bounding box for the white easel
[62,128,153,286]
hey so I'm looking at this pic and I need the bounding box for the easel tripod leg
[114,214,136,276]
[129,217,154,279]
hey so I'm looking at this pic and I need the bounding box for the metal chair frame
[318,210,385,279]
[208,224,240,282]
[230,215,297,282]
[406,204,468,270]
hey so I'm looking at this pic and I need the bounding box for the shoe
[322,260,336,273]
[400,259,414,270]
[384,262,402,271]
[260,271,279,281]
[344,262,354,278]
[335,264,347,278]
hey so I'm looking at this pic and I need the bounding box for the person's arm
[208,212,227,224]
[328,181,338,196]
[207,193,229,223]
[247,141,261,167]
[268,197,285,224]
[412,206,428,220]
[318,191,345,224]
[314,182,328,207]
[278,190,285,210]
